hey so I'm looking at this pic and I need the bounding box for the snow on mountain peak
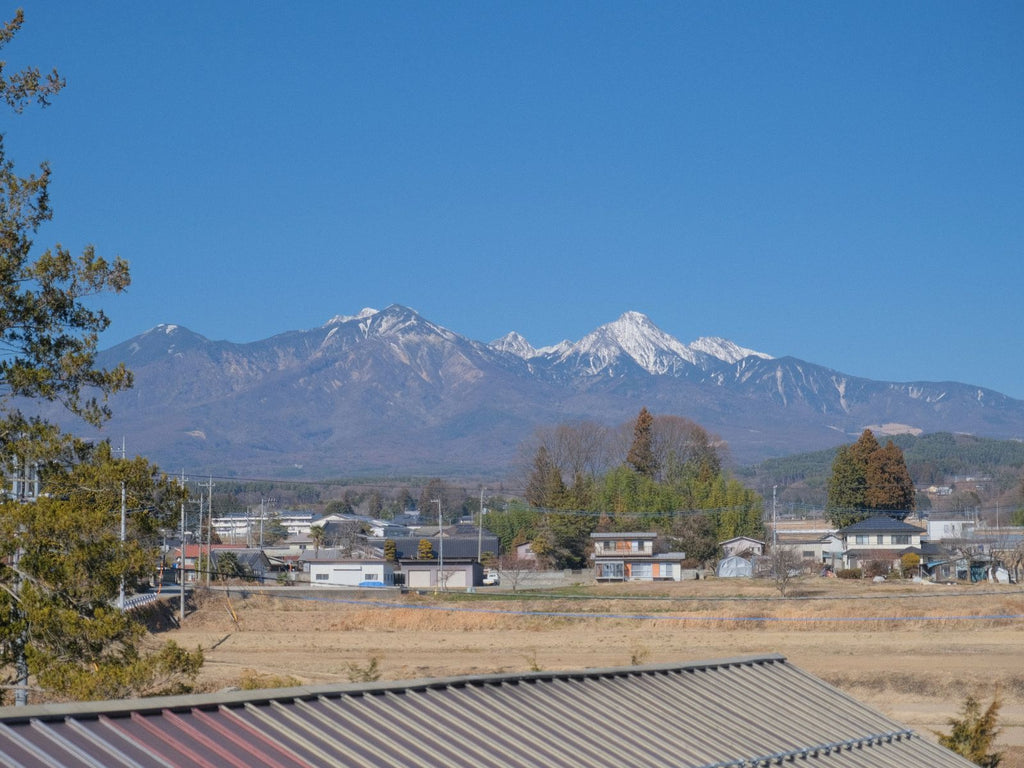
[485,310,771,374]
[490,331,536,358]
[689,336,772,364]
[324,307,379,326]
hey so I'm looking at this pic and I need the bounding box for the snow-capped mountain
[60,304,1024,478]
[493,311,771,376]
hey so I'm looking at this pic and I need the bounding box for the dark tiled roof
[388,535,498,560]
[0,655,973,767]
[837,516,925,535]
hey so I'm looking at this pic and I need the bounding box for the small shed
[716,555,753,578]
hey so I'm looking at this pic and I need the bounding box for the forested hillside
[741,432,1024,512]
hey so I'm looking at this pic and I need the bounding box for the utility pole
[179,471,187,622]
[204,476,215,586]
[772,485,778,549]
[433,499,444,591]
[118,480,127,610]
[259,497,276,553]
[197,489,204,586]
[477,488,485,564]
[12,535,27,706]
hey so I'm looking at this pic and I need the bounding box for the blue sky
[7,2,1024,397]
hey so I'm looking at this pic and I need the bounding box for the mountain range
[53,304,1024,479]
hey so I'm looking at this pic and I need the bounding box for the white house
[308,559,394,587]
[836,516,926,571]
[927,519,975,542]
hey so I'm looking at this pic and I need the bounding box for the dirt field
[166,578,1024,766]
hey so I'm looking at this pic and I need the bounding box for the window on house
[631,540,640,552]
[802,551,815,559]
[855,535,868,545]
[876,535,884,545]
[315,573,329,581]
[598,562,624,579]
[603,541,614,552]
[892,535,910,545]
[631,563,653,580]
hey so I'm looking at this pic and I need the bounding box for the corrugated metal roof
[0,654,973,768]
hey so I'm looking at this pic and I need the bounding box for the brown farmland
[168,578,1024,766]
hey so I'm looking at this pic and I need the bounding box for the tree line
[485,408,764,569]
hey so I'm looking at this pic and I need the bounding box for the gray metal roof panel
[0,655,975,768]
[837,516,925,534]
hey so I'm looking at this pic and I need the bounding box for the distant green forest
[737,432,1024,509]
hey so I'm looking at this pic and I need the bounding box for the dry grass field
[166,578,1024,766]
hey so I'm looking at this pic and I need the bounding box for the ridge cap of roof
[0,654,788,724]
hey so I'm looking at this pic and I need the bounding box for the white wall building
[308,559,394,587]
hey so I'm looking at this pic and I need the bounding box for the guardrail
[122,593,162,611]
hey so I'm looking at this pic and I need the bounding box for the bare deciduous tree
[497,553,534,592]
[768,545,803,597]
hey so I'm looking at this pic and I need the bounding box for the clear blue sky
[7,2,1024,397]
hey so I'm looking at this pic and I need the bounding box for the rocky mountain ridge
[63,304,1024,479]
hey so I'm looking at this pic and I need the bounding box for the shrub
[864,560,890,579]
[900,552,921,577]
[837,568,862,580]
[936,691,1002,767]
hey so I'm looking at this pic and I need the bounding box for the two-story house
[836,516,926,571]
[590,532,687,581]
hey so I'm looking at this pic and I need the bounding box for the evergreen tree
[826,430,914,527]
[416,539,434,559]
[0,442,203,701]
[483,502,542,554]
[535,510,596,569]
[626,407,659,478]
[0,14,200,704]
[937,692,1002,767]
[524,445,565,508]
[383,539,397,563]
[0,15,131,427]
[825,444,867,527]
[865,439,916,515]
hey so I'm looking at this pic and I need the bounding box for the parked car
[482,569,500,586]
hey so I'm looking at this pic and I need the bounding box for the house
[0,654,975,766]
[590,532,687,581]
[384,529,500,561]
[515,541,538,563]
[308,559,395,587]
[928,519,976,542]
[775,532,844,568]
[719,536,764,558]
[836,516,926,571]
[169,543,240,583]
[209,548,273,583]
[399,557,482,589]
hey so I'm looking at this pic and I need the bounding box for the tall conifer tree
[626,407,659,478]
[826,429,914,527]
